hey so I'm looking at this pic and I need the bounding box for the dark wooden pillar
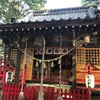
[7,47,11,61]
[14,43,21,85]
[72,31,76,89]
[97,31,100,46]
[72,49,76,89]
[4,44,7,64]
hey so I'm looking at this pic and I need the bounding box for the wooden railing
[1,84,90,100]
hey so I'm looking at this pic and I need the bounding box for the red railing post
[73,89,76,100]
[51,87,55,100]
[77,89,80,100]
[2,84,91,100]
[86,89,91,100]
[47,87,51,100]
[64,89,67,100]
[69,89,72,100]
[81,89,84,100]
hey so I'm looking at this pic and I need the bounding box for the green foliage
[81,0,100,6]
[0,0,47,22]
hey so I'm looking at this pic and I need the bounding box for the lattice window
[21,48,33,64]
[77,48,100,66]
[10,49,18,64]
[76,48,85,64]
[85,48,100,65]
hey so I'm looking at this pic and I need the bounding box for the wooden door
[20,48,34,80]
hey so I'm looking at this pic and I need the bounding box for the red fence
[2,84,21,100]
[1,84,90,100]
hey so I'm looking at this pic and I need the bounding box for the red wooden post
[1,84,4,99]
[49,87,53,100]
[33,86,40,100]
[64,89,68,100]
[81,89,84,100]
[24,86,31,100]
[31,86,35,100]
[48,87,52,100]
[73,89,76,100]
[2,83,6,97]
[51,87,55,100]
[60,88,62,98]
[69,89,72,100]
[77,90,80,100]
[2,70,6,82]
[87,89,91,100]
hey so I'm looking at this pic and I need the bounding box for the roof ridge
[33,6,92,16]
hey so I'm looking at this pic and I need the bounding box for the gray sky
[45,0,81,9]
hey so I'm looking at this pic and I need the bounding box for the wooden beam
[0,19,100,30]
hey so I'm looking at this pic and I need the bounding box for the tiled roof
[18,6,97,23]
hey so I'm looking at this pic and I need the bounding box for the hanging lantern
[85,74,95,88]
[51,61,54,67]
[84,35,90,43]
